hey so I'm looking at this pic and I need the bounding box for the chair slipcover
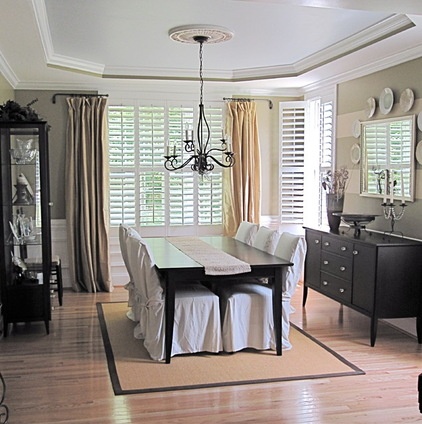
[252,226,280,254]
[119,224,143,317]
[219,232,306,352]
[126,233,223,361]
[234,221,259,245]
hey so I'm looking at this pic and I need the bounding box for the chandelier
[165,25,235,176]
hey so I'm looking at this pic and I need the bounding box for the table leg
[272,267,283,356]
[165,273,175,364]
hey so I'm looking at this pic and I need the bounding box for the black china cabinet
[0,121,51,335]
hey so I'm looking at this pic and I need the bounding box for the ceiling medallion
[168,25,234,44]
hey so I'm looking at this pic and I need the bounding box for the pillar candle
[401,170,405,203]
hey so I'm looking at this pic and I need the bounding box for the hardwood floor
[0,285,421,423]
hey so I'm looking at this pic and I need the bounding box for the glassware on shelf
[10,138,37,164]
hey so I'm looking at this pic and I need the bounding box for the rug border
[96,301,365,396]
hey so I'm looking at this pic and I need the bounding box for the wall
[336,57,422,240]
[0,73,13,102]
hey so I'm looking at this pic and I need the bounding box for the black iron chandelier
[165,26,235,176]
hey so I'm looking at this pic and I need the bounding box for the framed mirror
[360,115,416,202]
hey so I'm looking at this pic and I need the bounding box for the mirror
[360,115,416,202]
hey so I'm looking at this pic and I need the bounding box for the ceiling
[1,0,422,95]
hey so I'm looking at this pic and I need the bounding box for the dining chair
[25,255,63,306]
[119,224,144,322]
[252,226,280,254]
[126,232,223,361]
[234,221,259,245]
[219,232,306,352]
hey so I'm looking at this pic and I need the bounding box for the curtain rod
[51,93,109,104]
[223,97,273,110]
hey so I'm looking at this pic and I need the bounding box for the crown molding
[0,50,19,88]
[32,0,414,84]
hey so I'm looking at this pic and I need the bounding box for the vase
[326,194,344,232]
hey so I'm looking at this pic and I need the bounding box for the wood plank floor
[0,285,421,423]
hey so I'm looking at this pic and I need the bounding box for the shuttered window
[279,99,334,225]
[279,102,305,223]
[108,101,224,229]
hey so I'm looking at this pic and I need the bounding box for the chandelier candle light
[164,25,235,175]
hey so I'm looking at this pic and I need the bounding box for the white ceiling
[1,0,422,95]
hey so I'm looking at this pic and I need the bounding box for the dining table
[145,236,293,364]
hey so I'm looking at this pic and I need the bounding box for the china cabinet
[303,227,422,346]
[0,121,51,335]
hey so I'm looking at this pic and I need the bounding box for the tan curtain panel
[223,101,261,236]
[65,97,112,292]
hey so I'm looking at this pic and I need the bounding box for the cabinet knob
[353,250,359,255]
[340,246,347,251]
[314,239,320,244]
[49,202,54,206]
[324,241,330,246]
[340,266,346,272]
[339,288,345,293]
[323,260,329,265]
[322,281,328,286]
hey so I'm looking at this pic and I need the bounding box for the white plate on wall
[417,112,422,131]
[350,143,361,164]
[365,97,376,118]
[380,87,394,115]
[352,120,361,138]
[399,88,414,112]
[416,141,422,165]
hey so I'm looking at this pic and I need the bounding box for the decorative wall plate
[417,112,422,131]
[399,88,414,112]
[379,87,394,115]
[416,140,422,165]
[350,143,361,164]
[365,97,376,118]
[352,120,361,138]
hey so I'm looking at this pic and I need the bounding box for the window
[279,102,305,223]
[279,98,334,227]
[108,101,224,233]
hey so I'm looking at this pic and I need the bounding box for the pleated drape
[65,97,112,292]
[223,102,261,236]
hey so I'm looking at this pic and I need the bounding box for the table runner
[167,237,251,275]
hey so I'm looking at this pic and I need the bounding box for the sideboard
[302,226,422,346]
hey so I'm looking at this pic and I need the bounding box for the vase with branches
[322,167,349,231]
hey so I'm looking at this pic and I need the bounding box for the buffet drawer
[320,272,352,303]
[321,235,353,258]
[321,251,353,280]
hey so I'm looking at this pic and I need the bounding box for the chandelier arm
[164,154,198,171]
[207,154,235,168]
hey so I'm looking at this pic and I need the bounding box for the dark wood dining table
[145,236,293,364]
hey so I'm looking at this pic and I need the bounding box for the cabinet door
[304,230,321,288]
[352,243,376,312]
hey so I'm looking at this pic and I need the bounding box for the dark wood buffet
[303,226,422,346]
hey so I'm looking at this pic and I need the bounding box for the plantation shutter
[108,105,136,226]
[279,102,305,223]
[108,101,224,229]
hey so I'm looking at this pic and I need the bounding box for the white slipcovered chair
[234,221,259,245]
[126,232,223,361]
[252,226,280,254]
[119,224,142,309]
[219,232,306,352]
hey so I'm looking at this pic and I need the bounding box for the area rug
[97,302,364,395]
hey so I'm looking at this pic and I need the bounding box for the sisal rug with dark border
[97,302,364,395]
